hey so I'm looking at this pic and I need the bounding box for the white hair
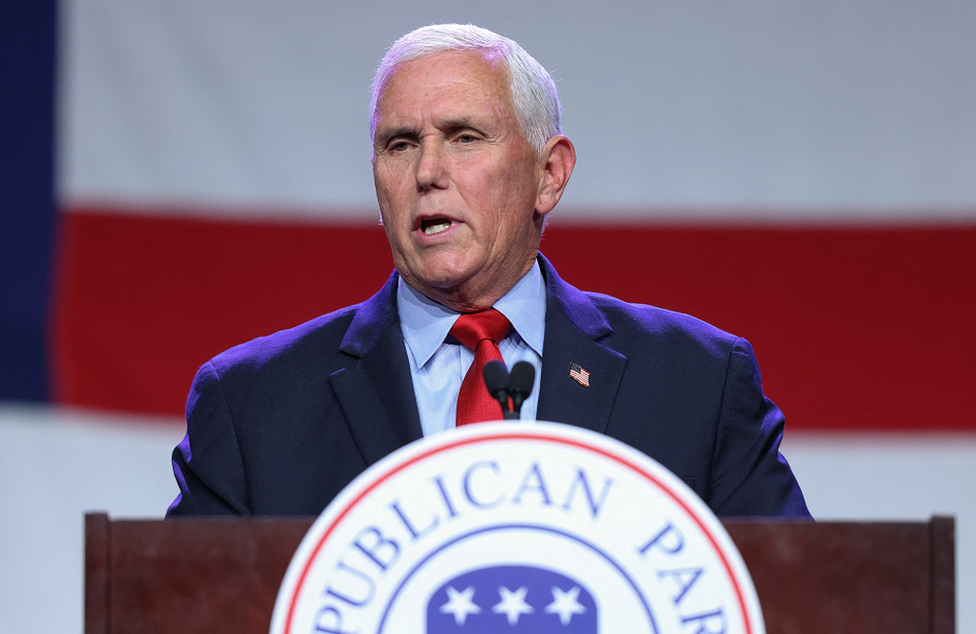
[369,24,562,153]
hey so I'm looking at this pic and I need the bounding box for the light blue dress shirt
[396,261,547,436]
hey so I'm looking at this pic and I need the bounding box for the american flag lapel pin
[568,362,590,387]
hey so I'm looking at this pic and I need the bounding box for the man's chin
[400,259,475,292]
[399,266,461,294]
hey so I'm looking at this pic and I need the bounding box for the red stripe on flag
[542,224,976,431]
[52,207,976,431]
[51,208,393,415]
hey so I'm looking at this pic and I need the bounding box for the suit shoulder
[206,304,361,375]
[584,291,739,355]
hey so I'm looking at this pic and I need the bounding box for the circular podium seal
[270,421,765,634]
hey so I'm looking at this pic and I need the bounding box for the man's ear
[536,135,576,216]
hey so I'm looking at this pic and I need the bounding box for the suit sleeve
[708,338,811,517]
[166,361,251,516]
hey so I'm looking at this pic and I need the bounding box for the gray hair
[369,24,562,153]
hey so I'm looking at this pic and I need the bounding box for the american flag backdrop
[1,1,974,632]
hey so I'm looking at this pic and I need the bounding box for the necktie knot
[449,309,511,352]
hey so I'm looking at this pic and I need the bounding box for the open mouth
[421,218,452,235]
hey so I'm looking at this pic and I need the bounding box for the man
[168,24,809,518]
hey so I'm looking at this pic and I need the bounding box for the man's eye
[457,134,479,143]
[390,141,410,152]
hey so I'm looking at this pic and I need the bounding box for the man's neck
[402,254,538,313]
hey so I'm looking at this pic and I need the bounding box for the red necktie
[450,309,512,425]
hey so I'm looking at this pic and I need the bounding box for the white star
[440,586,481,625]
[545,585,587,625]
[492,586,534,625]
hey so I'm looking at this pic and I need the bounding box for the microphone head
[508,361,536,398]
[482,360,510,400]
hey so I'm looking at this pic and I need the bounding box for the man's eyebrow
[375,126,417,147]
[438,117,486,133]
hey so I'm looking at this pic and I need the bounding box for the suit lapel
[329,273,423,466]
[536,255,627,434]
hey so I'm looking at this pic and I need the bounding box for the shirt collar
[397,260,547,369]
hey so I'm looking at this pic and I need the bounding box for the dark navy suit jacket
[168,255,809,517]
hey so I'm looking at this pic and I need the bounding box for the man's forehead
[378,49,508,103]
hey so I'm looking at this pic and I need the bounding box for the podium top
[84,514,954,634]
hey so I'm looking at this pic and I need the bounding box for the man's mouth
[421,218,452,235]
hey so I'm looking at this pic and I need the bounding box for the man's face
[372,50,548,312]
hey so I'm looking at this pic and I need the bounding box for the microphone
[482,360,537,420]
[508,361,535,418]
[483,360,516,420]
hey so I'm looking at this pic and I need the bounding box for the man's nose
[415,142,448,190]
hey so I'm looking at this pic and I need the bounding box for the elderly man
[168,24,809,518]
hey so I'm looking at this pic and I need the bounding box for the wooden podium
[84,513,955,634]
